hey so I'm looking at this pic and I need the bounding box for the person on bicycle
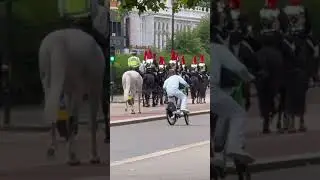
[211,0,255,167]
[163,69,190,113]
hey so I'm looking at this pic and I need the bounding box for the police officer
[128,50,141,72]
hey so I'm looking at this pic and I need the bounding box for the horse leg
[262,114,271,134]
[131,98,135,114]
[66,93,81,165]
[88,84,102,164]
[138,91,141,114]
[160,91,164,105]
[43,56,65,159]
[298,114,307,132]
[125,101,128,112]
[152,90,157,107]
[276,110,284,133]
[288,114,297,133]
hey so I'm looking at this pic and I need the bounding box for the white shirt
[163,75,189,93]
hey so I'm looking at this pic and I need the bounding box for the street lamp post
[171,0,175,50]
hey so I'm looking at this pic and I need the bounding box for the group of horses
[122,62,210,114]
[234,28,319,134]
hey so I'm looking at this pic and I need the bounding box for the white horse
[122,70,143,114]
[39,28,105,165]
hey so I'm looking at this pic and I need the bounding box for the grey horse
[39,28,105,165]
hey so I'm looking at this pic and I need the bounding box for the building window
[109,21,121,36]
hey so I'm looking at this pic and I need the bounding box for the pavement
[0,130,110,180]
[0,93,210,129]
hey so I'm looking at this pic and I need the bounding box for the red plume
[181,56,185,65]
[144,50,148,60]
[229,0,240,9]
[266,0,278,9]
[170,50,176,60]
[159,56,165,65]
[199,55,205,63]
[192,56,197,64]
[289,0,301,5]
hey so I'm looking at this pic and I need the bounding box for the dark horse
[277,35,309,133]
[255,33,285,134]
[198,72,209,103]
[156,69,168,105]
[143,70,156,107]
[189,71,201,104]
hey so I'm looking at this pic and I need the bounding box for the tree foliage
[119,0,208,15]
[165,29,203,54]
[165,16,209,54]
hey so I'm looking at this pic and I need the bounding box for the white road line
[110,140,210,167]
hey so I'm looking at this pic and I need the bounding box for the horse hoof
[288,129,297,133]
[262,129,271,134]
[46,147,56,158]
[131,111,135,114]
[277,129,284,134]
[90,157,101,164]
[298,127,307,132]
[67,160,81,166]
[138,111,141,114]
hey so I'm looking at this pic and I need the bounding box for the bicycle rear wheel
[166,110,177,125]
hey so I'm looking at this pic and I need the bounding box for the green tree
[194,15,209,53]
[120,0,207,14]
[166,29,203,54]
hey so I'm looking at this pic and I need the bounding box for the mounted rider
[128,50,142,75]
[158,56,167,73]
[143,49,158,81]
[198,54,209,78]
[259,0,283,48]
[190,56,198,73]
[168,50,180,73]
[283,0,318,58]
[226,0,243,57]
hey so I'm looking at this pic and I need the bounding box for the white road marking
[110,140,210,167]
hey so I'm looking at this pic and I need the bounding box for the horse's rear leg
[298,115,307,132]
[152,91,157,107]
[138,92,142,113]
[276,110,284,133]
[66,93,81,165]
[43,50,65,159]
[88,86,101,164]
[288,114,297,133]
[262,114,271,134]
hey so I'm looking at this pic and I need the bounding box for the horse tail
[40,35,67,124]
[122,72,131,101]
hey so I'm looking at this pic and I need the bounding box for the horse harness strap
[306,39,319,57]
[240,41,254,54]
[283,38,296,52]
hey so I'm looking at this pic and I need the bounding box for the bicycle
[211,82,252,180]
[165,88,190,126]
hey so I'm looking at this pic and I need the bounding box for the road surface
[227,165,320,180]
[111,114,209,162]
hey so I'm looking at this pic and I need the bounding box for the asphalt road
[227,165,320,180]
[110,114,210,162]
